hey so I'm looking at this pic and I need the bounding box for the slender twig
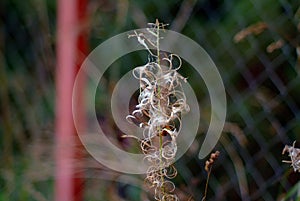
[201,166,212,201]
[202,151,220,201]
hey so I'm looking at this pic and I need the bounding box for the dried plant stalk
[233,22,268,43]
[125,20,189,201]
[282,141,300,173]
[202,151,220,201]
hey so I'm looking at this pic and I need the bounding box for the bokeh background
[1,0,300,200]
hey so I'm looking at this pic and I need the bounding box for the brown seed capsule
[204,151,220,172]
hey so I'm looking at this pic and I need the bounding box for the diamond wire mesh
[181,0,300,200]
[1,0,300,201]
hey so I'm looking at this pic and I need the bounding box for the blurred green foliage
[1,0,300,200]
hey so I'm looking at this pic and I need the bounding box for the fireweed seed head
[72,23,225,174]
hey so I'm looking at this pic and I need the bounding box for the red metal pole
[74,0,88,200]
[55,0,88,200]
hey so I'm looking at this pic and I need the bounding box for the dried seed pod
[204,151,220,172]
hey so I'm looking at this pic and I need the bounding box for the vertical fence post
[55,0,87,200]
[74,0,88,200]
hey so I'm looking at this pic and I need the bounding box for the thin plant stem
[156,19,160,66]
[159,134,165,199]
[155,19,166,200]
[202,151,219,201]
[202,167,212,201]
